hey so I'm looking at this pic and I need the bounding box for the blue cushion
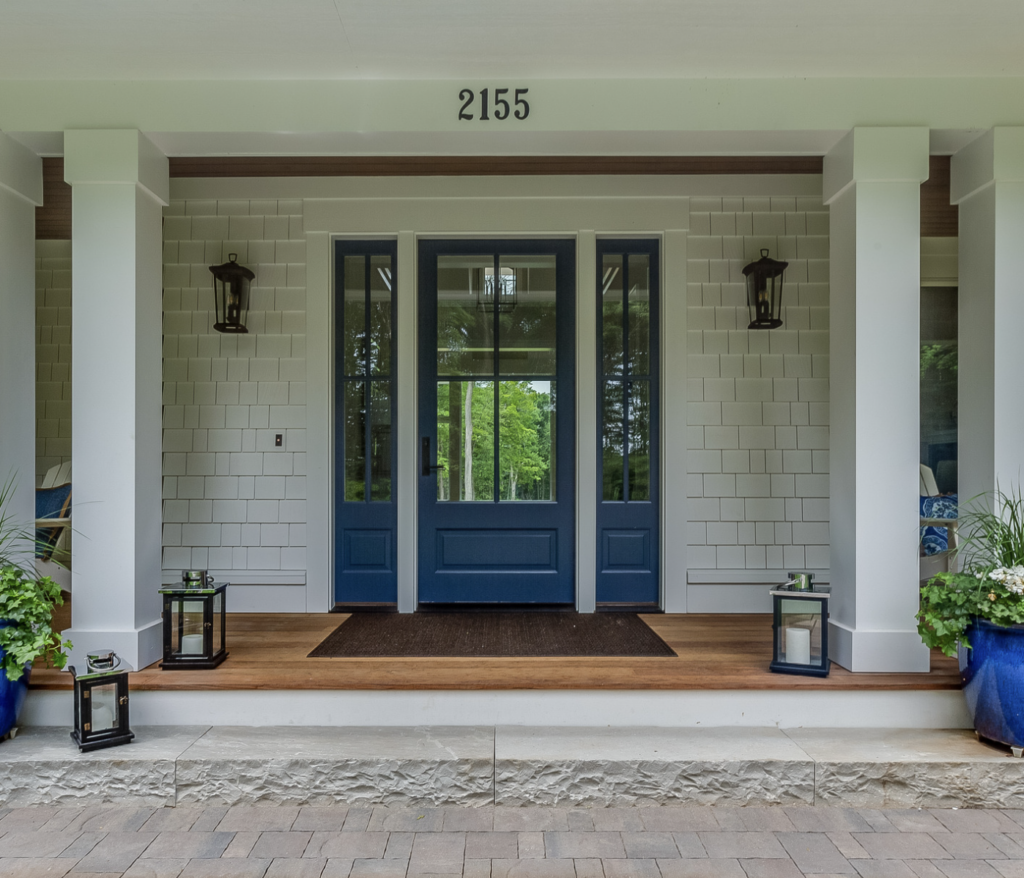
[35,483,71,559]
[920,493,957,556]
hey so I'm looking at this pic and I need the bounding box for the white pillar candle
[785,627,812,665]
[91,687,117,730]
[181,633,204,655]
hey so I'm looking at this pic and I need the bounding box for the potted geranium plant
[918,486,1024,750]
[0,478,71,740]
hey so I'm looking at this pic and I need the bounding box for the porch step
[0,726,1021,810]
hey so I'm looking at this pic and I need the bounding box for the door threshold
[332,603,398,613]
[417,603,575,613]
[596,603,663,613]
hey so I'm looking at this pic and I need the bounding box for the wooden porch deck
[30,612,960,692]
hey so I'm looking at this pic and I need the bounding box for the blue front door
[418,239,576,605]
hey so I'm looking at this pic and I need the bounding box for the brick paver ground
[0,805,1022,877]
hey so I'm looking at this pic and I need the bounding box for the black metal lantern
[770,573,831,677]
[743,249,788,330]
[159,570,228,670]
[477,266,517,313]
[210,253,255,333]
[70,649,134,752]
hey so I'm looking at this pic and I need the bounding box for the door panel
[596,240,660,606]
[334,240,398,605]
[418,239,575,605]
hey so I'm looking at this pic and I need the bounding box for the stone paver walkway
[1,804,1023,878]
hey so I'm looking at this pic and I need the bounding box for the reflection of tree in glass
[499,382,552,500]
[435,381,553,501]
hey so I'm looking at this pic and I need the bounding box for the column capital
[64,129,169,205]
[823,127,930,204]
[950,127,1024,204]
[0,130,42,206]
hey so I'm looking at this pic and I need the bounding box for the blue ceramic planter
[960,619,1024,749]
[0,629,30,740]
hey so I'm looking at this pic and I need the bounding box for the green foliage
[0,567,70,682]
[920,342,958,377]
[0,475,72,682]
[917,487,1024,657]
[436,381,553,501]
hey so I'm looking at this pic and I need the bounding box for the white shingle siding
[161,199,306,573]
[686,197,830,573]
[35,241,73,484]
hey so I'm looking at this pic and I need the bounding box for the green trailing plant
[918,486,1024,657]
[0,567,69,681]
[0,475,72,682]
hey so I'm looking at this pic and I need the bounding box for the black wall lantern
[743,249,788,330]
[769,573,831,677]
[210,253,255,333]
[70,649,134,752]
[159,570,228,670]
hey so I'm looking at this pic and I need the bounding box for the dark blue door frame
[595,239,661,607]
[333,239,398,607]
[417,239,576,606]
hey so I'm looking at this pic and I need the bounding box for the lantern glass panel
[171,599,206,656]
[214,591,224,653]
[90,682,119,732]
[777,598,824,667]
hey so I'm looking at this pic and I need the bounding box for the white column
[576,230,597,613]
[824,127,931,673]
[396,230,416,612]
[0,134,42,551]
[951,129,1024,503]
[662,229,688,613]
[63,131,168,670]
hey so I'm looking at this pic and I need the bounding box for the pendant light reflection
[477,266,517,313]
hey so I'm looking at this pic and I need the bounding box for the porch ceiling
[0,0,1022,81]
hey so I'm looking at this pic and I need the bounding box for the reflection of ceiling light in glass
[377,266,392,291]
[477,267,517,313]
[602,266,619,296]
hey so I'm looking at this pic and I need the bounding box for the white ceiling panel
[0,0,1021,80]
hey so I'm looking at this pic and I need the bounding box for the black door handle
[421,437,444,477]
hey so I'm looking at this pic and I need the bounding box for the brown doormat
[308,612,676,658]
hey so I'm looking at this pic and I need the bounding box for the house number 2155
[458,88,530,121]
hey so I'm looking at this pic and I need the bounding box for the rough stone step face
[786,727,1024,809]
[494,726,816,807]
[0,726,206,807]
[0,725,1021,808]
[174,725,495,807]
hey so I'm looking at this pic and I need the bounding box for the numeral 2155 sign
[458,88,530,121]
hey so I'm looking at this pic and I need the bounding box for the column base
[829,620,931,673]
[62,618,163,673]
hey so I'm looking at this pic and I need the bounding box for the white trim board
[170,175,824,202]
[21,688,970,730]
[687,570,831,584]
[160,571,307,586]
